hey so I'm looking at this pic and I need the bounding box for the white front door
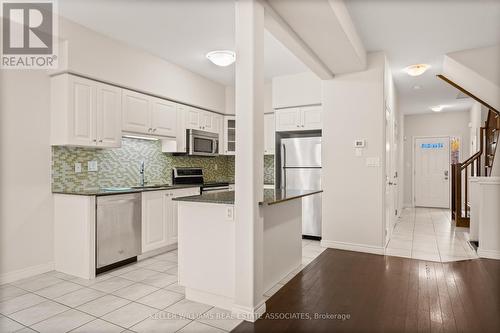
[414,137,450,208]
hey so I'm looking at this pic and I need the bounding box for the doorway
[413,136,450,208]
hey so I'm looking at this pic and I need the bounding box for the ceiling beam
[262,1,334,80]
[265,0,366,75]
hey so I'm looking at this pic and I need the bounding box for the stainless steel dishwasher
[96,193,141,273]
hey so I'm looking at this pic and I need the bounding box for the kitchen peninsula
[173,189,322,311]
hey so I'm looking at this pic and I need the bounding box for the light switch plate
[354,139,366,148]
[74,162,82,173]
[88,160,98,172]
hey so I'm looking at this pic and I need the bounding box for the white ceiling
[345,0,500,115]
[58,0,308,86]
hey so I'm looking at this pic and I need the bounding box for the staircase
[449,107,499,227]
[438,46,500,228]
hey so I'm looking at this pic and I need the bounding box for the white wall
[398,112,405,214]
[469,101,487,154]
[0,70,54,282]
[57,17,226,113]
[403,110,471,207]
[272,71,321,108]
[443,46,500,113]
[321,52,386,254]
[225,82,272,115]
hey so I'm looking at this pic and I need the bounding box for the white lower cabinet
[142,191,168,253]
[141,187,200,253]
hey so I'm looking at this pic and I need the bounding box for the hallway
[386,208,478,262]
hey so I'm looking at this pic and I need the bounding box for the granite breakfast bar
[173,189,322,311]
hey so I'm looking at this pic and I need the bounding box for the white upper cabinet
[223,116,236,155]
[275,106,322,132]
[69,77,94,145]
[96,82,122,147]
[150,97,177,137]
[200,111,213,131]
[122,90,178,137]
[185,107,220,133]
[122,90,150,134]
[51,74,122,147]
[301,105,322,130]
[264,113,275,154]
[275,108,301,131]
[185,107,201,130]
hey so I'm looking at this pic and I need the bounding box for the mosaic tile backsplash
[52,138,235,191]
[263,155,275,184]
[52,137,276,191]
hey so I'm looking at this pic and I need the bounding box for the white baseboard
[232,301,267,322]
[0,262,55,284]
[477,248,500,260]
[321,240,385,255]
[186,288,234,312]
[138,243,177,261]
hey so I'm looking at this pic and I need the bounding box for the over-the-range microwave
[186,129,219,156]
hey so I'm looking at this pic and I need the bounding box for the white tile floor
[0,240,325,333]
[385,207,478,262]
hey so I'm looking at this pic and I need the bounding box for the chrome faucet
[139,161,145,187]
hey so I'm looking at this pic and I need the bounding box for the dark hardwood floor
[232,249,500,333]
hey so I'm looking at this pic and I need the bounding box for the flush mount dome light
[403,64,430,76]
[431,105,446,112]
[206,50,236,67]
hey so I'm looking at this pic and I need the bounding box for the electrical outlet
[226,207,234,220]
[74,162,82,173]
[88,160,98,172]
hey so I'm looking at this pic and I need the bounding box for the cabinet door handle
[153,128,157,132]
[93,139,97,142]
[99,139,103,143]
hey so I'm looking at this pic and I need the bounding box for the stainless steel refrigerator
[280,137,322,238]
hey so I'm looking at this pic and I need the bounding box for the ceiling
[58,0,308,86]
[345,0,500,115]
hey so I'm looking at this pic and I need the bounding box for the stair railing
[451,110,499,227]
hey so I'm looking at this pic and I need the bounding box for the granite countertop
[173,189,322,206]
[52,184,201,196]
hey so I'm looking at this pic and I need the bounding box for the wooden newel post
[455,163,462,223]
[451,163,456,220]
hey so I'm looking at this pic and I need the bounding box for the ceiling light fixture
[403,64,430,77]
[206,50,236,67]
[431,105,446,112]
